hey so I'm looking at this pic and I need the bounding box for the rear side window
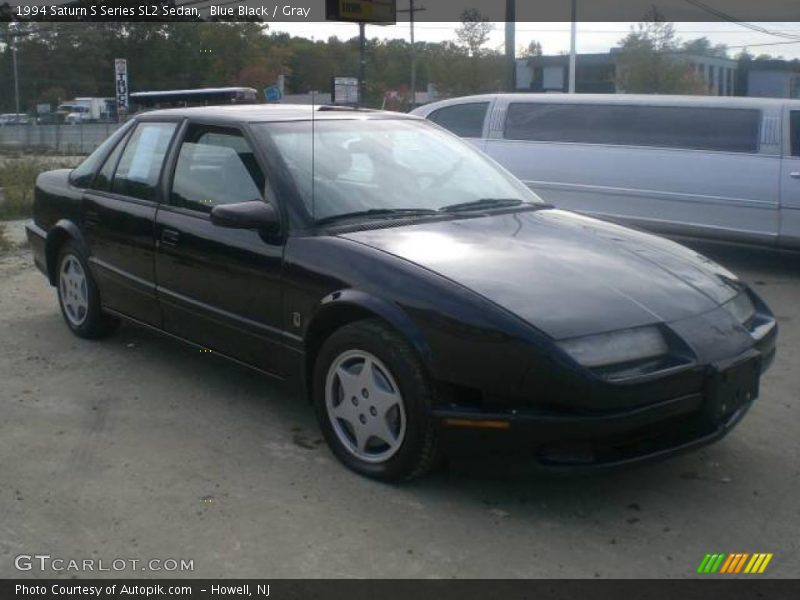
[504,103,761,153]
[170,125,265,213]
[69,121,134,188]
[112,122,177,201]
[428,102,489,138]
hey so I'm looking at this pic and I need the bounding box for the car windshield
[252,119,543,222]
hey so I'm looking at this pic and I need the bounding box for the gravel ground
[0,222,798,579]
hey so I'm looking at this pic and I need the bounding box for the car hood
[339,208,740,339]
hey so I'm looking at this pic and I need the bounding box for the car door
[779,108,800,248]
[82,119,179,326]
[154,122,287,377]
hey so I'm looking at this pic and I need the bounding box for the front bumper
[434,345,772,470]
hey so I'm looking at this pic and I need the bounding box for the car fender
[309,288,433,365]
[45,219,87,285]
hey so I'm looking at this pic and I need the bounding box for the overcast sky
[270,22,800,59]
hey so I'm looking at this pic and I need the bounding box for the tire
[56,241,119,339]
[313,319,441,482]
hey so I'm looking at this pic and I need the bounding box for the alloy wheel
[59,254,89,326]
[325,349,407,463]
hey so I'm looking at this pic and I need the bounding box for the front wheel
[313,319,441,482]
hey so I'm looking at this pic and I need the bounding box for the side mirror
[210,200,280,232]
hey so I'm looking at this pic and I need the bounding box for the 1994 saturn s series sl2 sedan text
[26,105,778,481]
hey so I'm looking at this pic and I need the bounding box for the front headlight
[723,292,756,326]
[558,326,669,369]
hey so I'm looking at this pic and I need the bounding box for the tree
[455,9,493,57]
[615,8,707,94]
[521,40,542,58]
[455,9,494,92]
[682,37,728,58]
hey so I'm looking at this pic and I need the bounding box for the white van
[411,94,800,250]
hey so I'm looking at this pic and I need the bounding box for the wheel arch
[303,290,433,400]
[45,219,87,285]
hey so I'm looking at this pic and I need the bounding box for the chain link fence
[0,122,122,155]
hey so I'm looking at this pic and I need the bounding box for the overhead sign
[114,58,128,119]
[325,0,396,24]
[264,85,283,103]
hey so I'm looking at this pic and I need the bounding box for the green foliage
[0,156,81,218]
[0,21,507,112]
[616,10,709,95]
[682,37,728,58]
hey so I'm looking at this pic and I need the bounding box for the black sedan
[26,105,777,481]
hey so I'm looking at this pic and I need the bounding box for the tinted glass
[504,103,760,153]
[69,121,134,187]
[791,111,800,157]
[91,130,130,192]
[428,102,489,138]
[171,126,265,213]
[112,122,177,201]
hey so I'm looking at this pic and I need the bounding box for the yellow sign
[327,0,396,24]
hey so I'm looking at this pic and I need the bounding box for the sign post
[326,1,396,107]
[114,58,129,121]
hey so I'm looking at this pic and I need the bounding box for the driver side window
[171,125,265,214]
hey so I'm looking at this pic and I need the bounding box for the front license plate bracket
[705,350,761,422]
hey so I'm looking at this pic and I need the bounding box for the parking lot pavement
[0,234,798,579]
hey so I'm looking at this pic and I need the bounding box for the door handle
[161,228,180,246]
[790,172,800,179]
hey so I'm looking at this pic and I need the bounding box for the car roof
[136,104,422,124]
[416,92,800,111]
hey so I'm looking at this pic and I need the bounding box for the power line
[681,0,800,41]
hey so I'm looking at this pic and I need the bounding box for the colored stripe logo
[697,553,773,574]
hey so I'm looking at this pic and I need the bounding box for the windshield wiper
[315,208,438,226]
[438,198,527,213]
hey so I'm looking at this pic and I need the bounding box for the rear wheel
[314,319,440,482]
[56,242,119,339]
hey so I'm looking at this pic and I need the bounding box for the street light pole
[568,0,577,94]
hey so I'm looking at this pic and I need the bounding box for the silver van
[411,94,800,250]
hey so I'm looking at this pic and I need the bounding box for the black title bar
[3,0,800,23]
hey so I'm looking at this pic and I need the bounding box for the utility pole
[11,22,21,114]
[358,22,366,106]
[410,0,416,108]
[505,0,516,92]
[568,0,577,94]
[397,1,426,109]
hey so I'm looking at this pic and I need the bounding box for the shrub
[0,156,82,219]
